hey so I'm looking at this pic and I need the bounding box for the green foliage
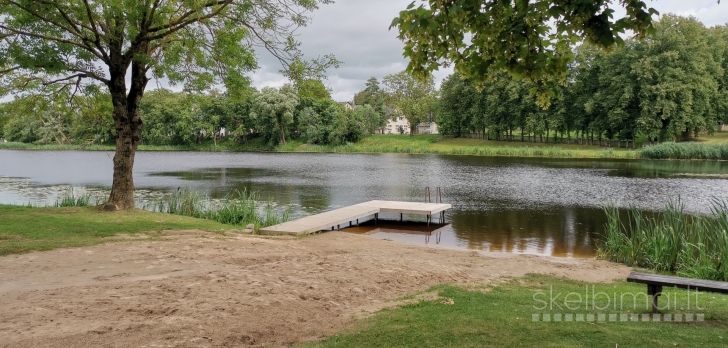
[297,99,343,145]
[297,79,331,100]
[3,113,39,143]
[139,90,197,145]
[438,15,728,148]
[0,103,9,139]
[577,15,725,143]
[251,87,299,147]
[391,0,658,105]
[70,92,114,145]
[383,70,437,135]
[353,104,387,135]
[0,0,338,96]
[600,201,728,281]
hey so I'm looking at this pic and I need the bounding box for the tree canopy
[391,0,660,105]
[438,15,728,144]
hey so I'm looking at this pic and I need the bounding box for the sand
[0,231,630,347]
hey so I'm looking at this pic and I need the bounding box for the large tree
[391,0,660,105]
[0,0,337,210]
[251,87,298,147]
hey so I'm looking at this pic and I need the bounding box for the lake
[2,150,727,257]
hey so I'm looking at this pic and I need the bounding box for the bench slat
[627,272,728,294]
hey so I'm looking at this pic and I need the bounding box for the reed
[598,200,728,281]
[54,189,96,207]
[146,188,291,231]
[639,142,728,160]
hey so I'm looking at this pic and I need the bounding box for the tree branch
[42,73,87,86]
[147,0,231,34]
[0,24,105,61]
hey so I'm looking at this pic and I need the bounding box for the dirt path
[0,231,630,347]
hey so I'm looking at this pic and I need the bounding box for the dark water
[1,150,727,257]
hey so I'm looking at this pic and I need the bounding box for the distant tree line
[438,15,728,145]
[4,16,725,147]
[1,70,439,146]
[0,80,388,147]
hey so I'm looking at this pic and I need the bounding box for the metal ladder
[424,186,445,224]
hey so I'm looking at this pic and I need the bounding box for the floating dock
[259,200,452,236]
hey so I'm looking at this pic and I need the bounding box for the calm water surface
[1,150,727,257]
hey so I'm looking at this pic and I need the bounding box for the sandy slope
[0,231,630,347]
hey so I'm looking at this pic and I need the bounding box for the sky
[249,0,728,102]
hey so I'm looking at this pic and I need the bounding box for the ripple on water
[1,151,727,257]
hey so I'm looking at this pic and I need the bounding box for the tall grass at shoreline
[292,143,591,158]
[599,201,728,281]
[54,189,96,207]
[145,188,292,230]
[7,137,728,160]
[640,142,728,160]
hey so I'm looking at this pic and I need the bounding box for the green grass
[3,131,728,160]
[0,204,235,255]
[599,201,728,281]
[305,274,728,348]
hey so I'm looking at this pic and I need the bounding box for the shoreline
[0,140,658,160]
[2,133,727,160]
[0,143,728,162]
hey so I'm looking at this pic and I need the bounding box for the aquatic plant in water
[599,200,728,281]
[146,188,292,231]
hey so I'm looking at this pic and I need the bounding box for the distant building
[417,122,439,135]
[338,101,354,111]
[720,123,727,132]
[375,117,439,135]
[379,116,410,134]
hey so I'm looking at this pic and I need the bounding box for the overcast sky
[249,0,728,102]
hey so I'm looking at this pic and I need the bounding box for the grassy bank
[3,132,728,160]
[599,201,728,281]
[0,204,235,255]
[305,274,728,347]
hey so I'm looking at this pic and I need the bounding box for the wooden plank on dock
[259,200,452,236]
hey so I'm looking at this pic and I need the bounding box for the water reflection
[2,150,728,257]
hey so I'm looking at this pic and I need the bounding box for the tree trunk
[105,60,148,211]
[279,121,286,145]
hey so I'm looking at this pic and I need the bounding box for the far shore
[2,132,727,160]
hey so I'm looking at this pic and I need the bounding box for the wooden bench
[627,272,728,312]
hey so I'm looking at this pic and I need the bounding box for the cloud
[249,0,421,101]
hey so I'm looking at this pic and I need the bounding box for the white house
[380,116,410,134]
[337,101,354,111]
